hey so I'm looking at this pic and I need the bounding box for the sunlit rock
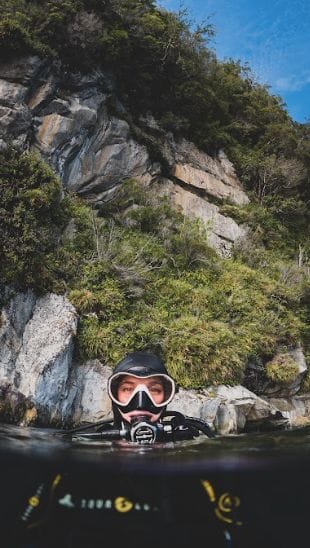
[62,360,113,426]
[157,178,248,256]
[172,163,249,206]
[0,292,77,425]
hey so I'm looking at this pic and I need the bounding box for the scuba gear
[108,373,176,413]
[108,351,178,427]
[69,410,215,444]
[111,351,169,376]
[64,352,215,444]
[129,416,160,443]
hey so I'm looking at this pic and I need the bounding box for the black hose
[72,429,124,441]
[163,411,215,438]
[184,416,216,438]
[55,416,114,436]
[162,410,187,426]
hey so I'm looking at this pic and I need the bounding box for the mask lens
[108,373,175,408]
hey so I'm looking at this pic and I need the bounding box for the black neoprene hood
[113,351,169,376]
[109,351,177,426]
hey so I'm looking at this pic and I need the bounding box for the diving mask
[108,373,176,414]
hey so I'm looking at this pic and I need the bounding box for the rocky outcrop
[62,360,113,426]
[0,55,249,256]
[168,385,288,435]
[264,395,310,427]
[1,290,310,432]
[0,289,37,380]
[35,98,156,203]
[262,346,307,397]
[0,56,45,150]
[171,161,248,206]
[0,290,78,424]
[244,345,307,398]
[157,178,248,256]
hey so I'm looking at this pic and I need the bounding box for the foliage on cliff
[66,180,308,388]
[0,149,96,299]
[0,148,69,293]
[1,0,309,197]
[0,146,308,386]
[0,0,309,387]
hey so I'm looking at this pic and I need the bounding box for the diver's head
[108,351,176,427]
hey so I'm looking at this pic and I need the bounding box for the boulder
[167,384,287,435]
[203,385,287,435]
[263,394,310,427]
[62,360,113,426]
[0,292,78,424]
[157,178,248,256]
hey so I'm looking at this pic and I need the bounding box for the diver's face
[117,375,165,423]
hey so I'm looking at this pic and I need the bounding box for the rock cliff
[0,55,248,256]
[0,56,308,433]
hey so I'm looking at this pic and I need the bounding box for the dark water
[1,422,310,547]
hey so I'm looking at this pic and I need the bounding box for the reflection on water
[2,421,310,470]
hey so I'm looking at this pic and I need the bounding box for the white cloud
[275,75,310,93]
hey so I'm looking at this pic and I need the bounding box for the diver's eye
[149,386,164,395]
[119,385,134,393]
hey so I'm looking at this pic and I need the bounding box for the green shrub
[0,149,307,389]
[65,180,308,388]
[265,354,299,385]
[0,148,69,293]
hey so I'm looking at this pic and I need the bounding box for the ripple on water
[1,422,310,473]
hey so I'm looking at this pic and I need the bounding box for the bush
[265,354,299,385]
[0,148,307,389]
[0,148,69,293]
[2,0,308,176]
[66,180,307,388]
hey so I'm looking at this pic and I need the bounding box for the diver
[8,354,239,548]
[69,351,215,443]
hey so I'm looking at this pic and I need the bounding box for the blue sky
[157,0,310,124]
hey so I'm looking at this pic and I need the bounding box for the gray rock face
[156,179,248,256]
[174,140,245,192]
[0,56,45,83]
[0,57,155,201]
[0,291,77,424]
[167,384,287,435]
[62,360,113,426]
[0,55,248,255]
[0,84,32,149]
[30,74,156,202]
[0,56,46,149]
[172,161,249,206]
[0,290,37,381]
